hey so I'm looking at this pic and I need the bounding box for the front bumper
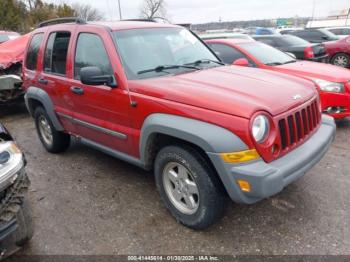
[320,91,350,119]
[0,168,31,260]
[208,115,336,204]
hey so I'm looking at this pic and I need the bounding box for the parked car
[206,38,350,119]
[246,27,279,35]
[0,31,20,44]
[286,28,339,43]
[325,27,350,39]
[323,36,350,68]
[253,35,328,62]
[0,123,33,259]
[23,18,336,229]
[199,32,254,41]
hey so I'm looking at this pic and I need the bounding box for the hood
[0,33,31,69]
[129,66,316,118]
[275,61,350,83]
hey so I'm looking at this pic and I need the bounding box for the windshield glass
[238,42,296,65]
[113,28,220,80]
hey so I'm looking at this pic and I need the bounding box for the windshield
[318,29,339,40]
[113,28,220,80]
[238,42,296,65]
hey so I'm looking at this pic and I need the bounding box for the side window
[208,43,248,64]
[25,33,44,70]
[74,33,113,80]
[43,32,71,75]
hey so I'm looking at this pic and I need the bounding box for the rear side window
[25,33,44,70]
[43,32,71,75]
[0,35,9,43]
[74,33,112,80]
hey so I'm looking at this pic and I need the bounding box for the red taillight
[304,46,314,59]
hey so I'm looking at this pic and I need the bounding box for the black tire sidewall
[34,107,56,151]
[155,145,226,229]
[34,107,70,153]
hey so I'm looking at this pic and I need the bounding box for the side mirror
[80,66,116,87]
[233,58,250,67]
[285,52,297,59]
[322,36,329,40]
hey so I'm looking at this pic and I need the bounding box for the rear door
[40,29,77,133]
[66,28,133,155]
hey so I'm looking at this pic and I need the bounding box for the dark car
[285,29,339,43]
[253,35,328,62]
[0,123,33,259]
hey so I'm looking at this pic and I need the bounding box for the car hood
[275,61,350,83]
[129,66,316,118]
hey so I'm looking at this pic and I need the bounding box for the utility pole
[118,0,122,20]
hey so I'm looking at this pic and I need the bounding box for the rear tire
[155,145,227,229]
[331,53,350,68]
[34,107,70,153]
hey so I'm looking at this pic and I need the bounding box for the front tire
[155,145,227,229]
[34,107,70,153]
[331,53,350,68]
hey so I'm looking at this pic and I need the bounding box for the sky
[49,0,350,24]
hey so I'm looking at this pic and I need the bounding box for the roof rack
[38,17,86,28]
[121,19,157,23]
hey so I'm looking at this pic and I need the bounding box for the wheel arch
[24,86,64,131]
[140,113,248,170]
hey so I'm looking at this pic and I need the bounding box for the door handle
[70,86,84,95]
[38,78,48,85]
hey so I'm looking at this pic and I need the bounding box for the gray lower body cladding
[207,115,336,204]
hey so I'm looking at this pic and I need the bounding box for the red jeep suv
[22,18,336,229]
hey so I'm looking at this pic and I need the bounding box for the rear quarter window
[25,33,44,70]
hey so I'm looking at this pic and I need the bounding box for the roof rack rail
[38,17,86,28]
[121,19,157,23]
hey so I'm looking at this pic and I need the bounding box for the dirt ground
[1,104,349,256]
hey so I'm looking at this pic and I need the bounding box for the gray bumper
[207,115,336,204]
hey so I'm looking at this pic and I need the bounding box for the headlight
[0,141,23,181]
[312,78,344,93]
[252,115,270,143]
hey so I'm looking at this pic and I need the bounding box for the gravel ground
[0,104,349,256]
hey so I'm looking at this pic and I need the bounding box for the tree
[72,3,104,21]
[0,0,27,32]
[140,0,168,21]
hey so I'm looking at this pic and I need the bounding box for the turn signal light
[220,149,260,163]
[237,180,251,192]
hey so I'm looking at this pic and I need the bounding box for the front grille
[278,99,320,150]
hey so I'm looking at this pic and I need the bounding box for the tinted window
[208,43,247,64]
[43,32,70,75]
[275,35,309,46]
[328,28,342,35]
[74,33,113,80]
[25,33,44,70]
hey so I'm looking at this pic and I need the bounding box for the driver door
[67,30,133,155]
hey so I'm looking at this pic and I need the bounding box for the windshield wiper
[137,64,199,75]
[265,62,283,66]
[185,59,225,66]
[282,60,297,64]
